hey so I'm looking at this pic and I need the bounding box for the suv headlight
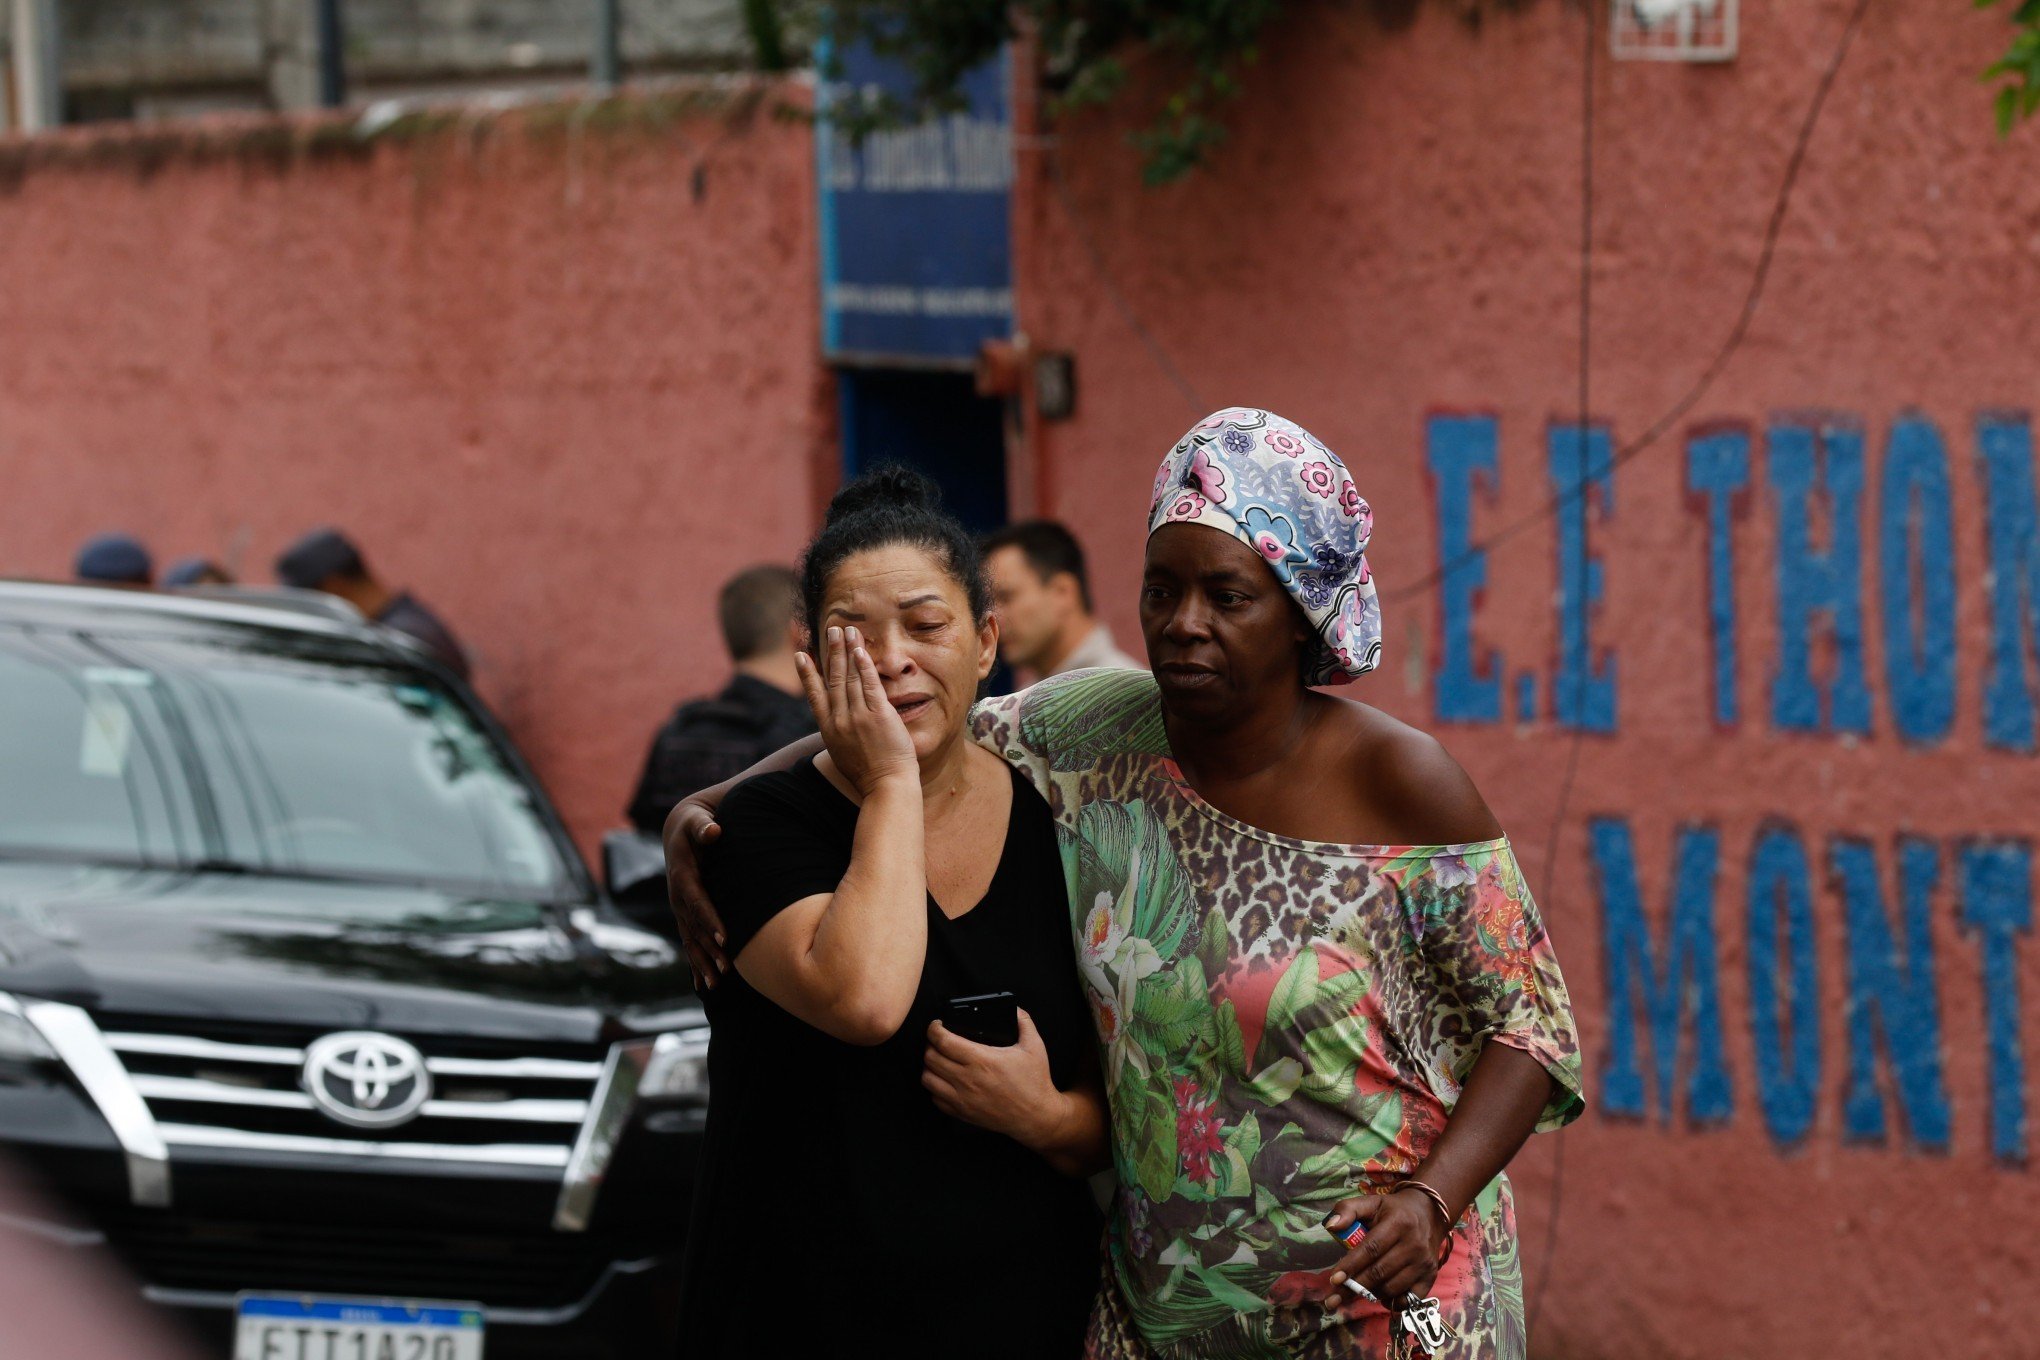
[638,1026,709,1102]
[0,994,57,1063]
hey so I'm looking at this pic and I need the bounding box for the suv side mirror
[601,830,675,939]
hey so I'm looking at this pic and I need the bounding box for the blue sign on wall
[817,43,1014,366]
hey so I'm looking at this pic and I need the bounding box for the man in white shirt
[982,520,1145,681]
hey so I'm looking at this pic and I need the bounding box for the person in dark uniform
[161,556,233,588]
[675,469,1103,1359]
[274,527,471,681]
[625,564,816,833]
[74,533,154,588]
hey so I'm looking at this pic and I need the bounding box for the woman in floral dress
[668,410,1583,1359]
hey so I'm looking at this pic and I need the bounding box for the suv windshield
[0,627,572,898]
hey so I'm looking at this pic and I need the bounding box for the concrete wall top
[58,0,752,88]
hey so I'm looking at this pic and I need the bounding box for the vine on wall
[753,2,2037,184]
[1980,0,2040,132]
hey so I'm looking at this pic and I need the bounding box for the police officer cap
[75,534,153,585]
[276,528,365,589]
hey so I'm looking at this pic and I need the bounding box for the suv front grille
[101,1025,605,1171]
[106,1216,613,1310]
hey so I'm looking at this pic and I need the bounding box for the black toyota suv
[0,582,704,1358]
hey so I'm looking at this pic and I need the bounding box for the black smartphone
[944,992,1019,1047]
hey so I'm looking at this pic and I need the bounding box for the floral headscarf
[1146,407,1381,686]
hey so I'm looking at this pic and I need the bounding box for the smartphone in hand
[944,992,1019,1047]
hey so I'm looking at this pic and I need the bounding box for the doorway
[835,367,1015,689]
[836,369,1008,534]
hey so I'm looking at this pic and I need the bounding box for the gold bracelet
[1391,1178,1455,1232]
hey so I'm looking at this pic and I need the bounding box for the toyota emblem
[302,1031,432,1129]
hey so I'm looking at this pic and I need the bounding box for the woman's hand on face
[1320,1190,1448,1307]
[799,626,919,798]
[921,1010,1059,1144]
[662,795,728,990]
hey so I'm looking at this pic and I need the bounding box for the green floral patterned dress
[970,669,1584,1360]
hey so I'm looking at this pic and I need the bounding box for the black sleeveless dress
[675,759,1100,1359]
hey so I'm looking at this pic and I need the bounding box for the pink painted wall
[0,86,835,857]
[1016,2,2040,1356]
[4,6,2037,1353]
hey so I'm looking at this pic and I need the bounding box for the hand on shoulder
[1007,663,1158,711]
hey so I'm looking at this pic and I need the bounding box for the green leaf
[1058,55,1128,111]
[1294,1090,1404,1186]
[1286,966,1368,1036]
[1136,956,1209,1025]
[1216,1000,1248,1075]
[1382,848,1434,881]
[1134,1131,1178,1202]
[1120,1077,1179,1202]
[1300,1013,1369,1084]
[1195,905,1233,983]
[1074,800,1197,960]
[1243,1056,1303,1105]
[1023,670,1168,771]
[1223,1115,1262,1163]
[1132,959,1212,1061]
[1210,1121,1261,1200]
[1318,966,1369,1011]
[1300,1069,1356,1103]
[1187,1259,1272,1315]
[1985,0,2040,133]
[1212,1145,1252,1198]
[1263,948,1321,1040]
[1142,1247,1246,1344]
[1463,841,1501,880]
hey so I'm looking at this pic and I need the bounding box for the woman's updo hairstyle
[798,465,992,645]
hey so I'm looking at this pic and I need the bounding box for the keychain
[1337,1282,1454,1358]
[1322,1212,1457,1356]
[1396,1295,1452,1354]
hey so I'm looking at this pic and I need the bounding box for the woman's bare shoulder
[1322,698,1505,846]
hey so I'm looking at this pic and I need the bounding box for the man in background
[161,557,233,588]
[73,533,154,588]
[626,564,815,833]
[274,527,471,681]
[982,520,1143,681]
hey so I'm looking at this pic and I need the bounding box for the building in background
[2,0,749,128]
[817,39,1016,536]
[1,7,2037,1354]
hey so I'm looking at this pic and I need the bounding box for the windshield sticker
[80,665,155,687]
[79,692,133,777]
[391,683,438,714]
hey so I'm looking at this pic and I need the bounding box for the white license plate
[232,1294,484,1360]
